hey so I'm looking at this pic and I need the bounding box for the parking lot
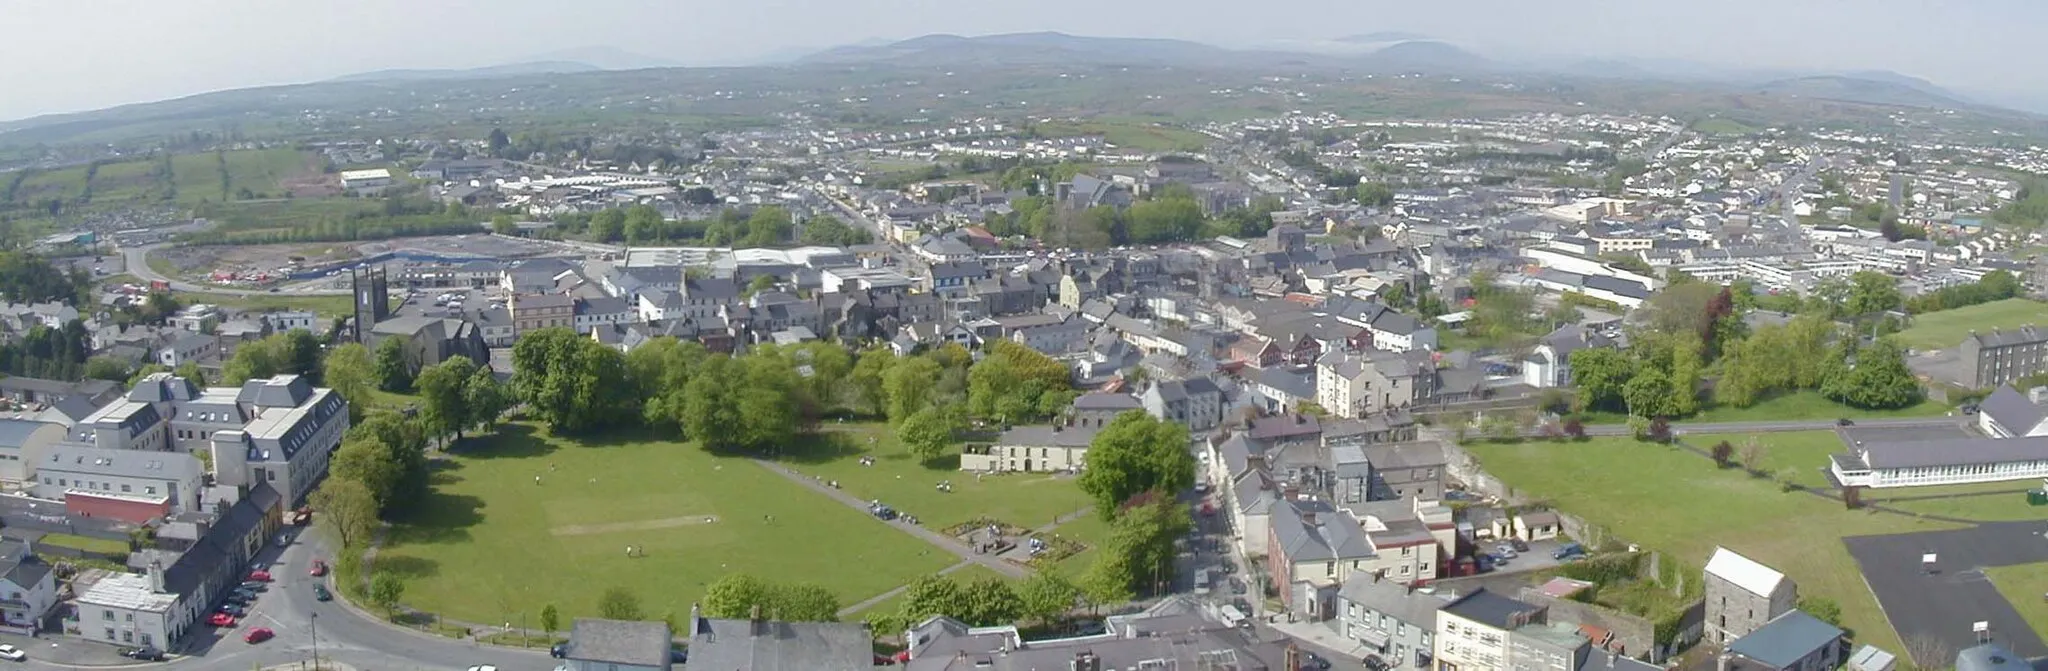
[1842,520,2048,666]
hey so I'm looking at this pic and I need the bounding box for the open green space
[1691,117,1759,136]
[1031,120,1209,152]
[1682,430,1845,488]
[176,291,357,319]
[39,533,130,555]
[1463,436,1967,655]
[1986,563,2048,637]
[1583,390,1951,425]
[374,424,955,626]
[1896,298,2048,350]
[776,423,1094,533]
[1875,482,2048,522]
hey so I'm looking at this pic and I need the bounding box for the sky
[3,0,2045,122]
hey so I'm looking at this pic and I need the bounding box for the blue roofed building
[1720,610,1846,671]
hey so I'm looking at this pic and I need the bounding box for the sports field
[374,424,955,626]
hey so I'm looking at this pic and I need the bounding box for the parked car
[550,643,569,659]
[1836,418,1855,427]
[120,647,165,661]
[1508,538,1529,552]
[1552,542,1586,561]
[208,613,236,627]
[238,581,268,592]
[243,627,274,644]
[247,569,272,582]
[466,666,497,671]
[312,584,332,602]
[217,604,247,617]
[1363,654,1390,671]
[0,645,24,661]
[1495,545,1518,559]
[1298,651,1330,670]
[309,559,328,577]
[1229,576,1247,595]
[276,533,291,547]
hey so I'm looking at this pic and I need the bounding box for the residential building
[0,539,55,633]
[564,618,671,671]
[1361,442,1447,501]
[0,419,66,487]
[1069,393,1142,429]
[511,293,576,336]
[1720,610,1846,671]
[73,570,179,650]
[0,377,120,407]
[573,297,635,334]
[73,483,279,649]
[960,425,1096,473]
[1433,588,1546,671]
[1337,572,1448,669]
[338,168,394,193]
[1704,547,1797,644]
[1140,378,1224,431]
[904,596,1272,671]
[1523,324,1613,389]
[205,375,351,505]
[261,311,317,334]
[1959,327,2048,389]
[685,607,873,671]
[156,333,217,367]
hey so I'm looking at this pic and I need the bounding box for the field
[775,423,1096,533]
[1872,481,2048,521]
[1896,298,2048,350]
[0,148,322,209]
[374,424,953,626]
[1986,563,2048,636]
[1463,436,1969,655]
[1583,390,1952,425]
[1691,117,1760,136]
[1030,120,1210,152]
[1680,430,1845,488]
[176,291,358,319]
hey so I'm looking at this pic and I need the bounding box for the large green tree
[310,477,378,549]
[897,406,962,464]
[967,341,1075,422]
[1567,348,1633,412]
[1016,570,1079,625]
[1822,338,1922,410]
[1077,413,1195,519]
[882,356,943,424]
[323,342,376,423]
[373,336,413,392]
[415,357,480,442]
[511,328,634,434]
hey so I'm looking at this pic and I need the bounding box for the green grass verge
[40,533,131,554]
[176,292,357,319]
[1463,436,1968,655]
[1896,298,2048,350]
[1679,430,1845,488]
[1987,563,2048,637]
[374,423,955,627]
[773,423,1095,533]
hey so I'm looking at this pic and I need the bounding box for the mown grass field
[1896,298,2048,350]
[1463,436,1967,655]
[774,423,1096,533]
[375,424,955,626]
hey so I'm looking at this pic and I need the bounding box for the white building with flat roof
[74,570,179,650]
[338,168,393,193]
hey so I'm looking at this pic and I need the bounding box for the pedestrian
[535,475,541,485]
[624,545,631,558]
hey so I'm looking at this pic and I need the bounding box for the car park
[243,627,274,644]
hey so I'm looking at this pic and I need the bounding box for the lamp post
[309,612,319,671]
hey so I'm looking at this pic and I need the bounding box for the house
[0,419,66,487]
[1432,588,1548,671]
[0,377,120,408]
[685,606,874,671]
[1316,350,1432,419]
[156,333,217,367]
[1703,547,1797,643]
[1070,393,1142,429]
[0,539,54,633]
[1524,324,1613,389]
[1720,610,1845,671]
[260,310,317,334]
[1361,442,1447,502]
[574,297,636,334]
[1267,500,1377,618]
[1976,385,2048,437]
[903,596,1272,670]
[1959,327,2048,389]
[563,618,671,671]
[1140,378,1224,431]
[511,293,576,337]
[960,425,1097,473]
[73,483,280,649]
[1336,573,1447,669]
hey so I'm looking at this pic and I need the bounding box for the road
[121,244,353,297]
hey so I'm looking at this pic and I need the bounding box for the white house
[1523,324,1613,389]
[73,570,179,650]
[0,540,55,633]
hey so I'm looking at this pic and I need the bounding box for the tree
[83,356,130,382]
[848,347,897,417]
[512,329,635,434]
[898,574,968,624]
[589,209,626,242]
[743,207,793,248]
[310,478,378,549]
[1798,597,1842,627]
[1078,413,1196,519]
[1093,494,1191,597]
[898,406,961,464]
[1710,441,1734,467]
[959,577,1024,626]
[1644,416,1672,443]
[369,573,405,614]
[1567,348,1633,412]
[324,343,376,423]
[1622,367,1674,419]
[374,336,413,392]
[492,214,518,236]
[770,583,841,622]
[1561,417,1586,439]
[1843,486,1863,509]
[1821,338,1922,410]
[462,364,512,433]
[881,356,943,423]
[704,574,774,619]
[682,186,718,205]
[598,587,645,620]
[1016,570,1079,625]
[540,603,560,635]
[330,436,403,509]
[1845,271,1901,319]
[1355,182,1394,207]
[1080,553,1137,611]
[1667,333,1703,417]
[968,342,1075,423]
[1739,437,1766,473]
[416,357,479,442]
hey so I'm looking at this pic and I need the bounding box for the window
[122,485,131,493]
[121,631,132,643]
[125,613,133,622]
[105,628,115,641]
[139,634,151,646]
[146,486,156,495]
[102,611,113,621]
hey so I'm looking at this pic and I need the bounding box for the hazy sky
[3,0,2044,122]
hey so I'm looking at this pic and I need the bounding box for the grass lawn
[1032,121,1209,152]
[1463,437,1969,655]
[375,424,954,626]
[39,533,130,555]
[1681,430,1845,488]
[774,423,1095,533]
[1896,299,2048,350]
[1583,390,1952,425]
[176,291,358,319]
[1873,482,2048,522]
[1986,563,2048,636]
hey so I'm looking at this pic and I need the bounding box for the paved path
[753,459,1030,579]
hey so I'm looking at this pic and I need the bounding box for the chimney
[1607,651,1617,668]
[146,558,165,593]
[749,604,765,637]
[688,602,702,638]
[1716,652,1732,671]
[1282,484,1300,500]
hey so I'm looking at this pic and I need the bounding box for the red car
[207,613,236,627]
[243,627,273,644]
[308,560,327,577]
[247,570,272,582]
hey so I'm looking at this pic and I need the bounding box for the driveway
[1843,521,2048,666]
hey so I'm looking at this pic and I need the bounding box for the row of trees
[702,574,842,623]
[980,188,1284,249]
[864,569,1084,634]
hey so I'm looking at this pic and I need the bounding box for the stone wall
[1519,589,1660,663]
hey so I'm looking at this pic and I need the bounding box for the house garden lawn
[373,423,953,627]
[1985,563,2048,637]
[39,532,130,555]
[773,423,1095,533]
[1462,436,1971,655]
[1895,299,2048,351]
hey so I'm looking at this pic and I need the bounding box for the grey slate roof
[1726,610,1843,669]
[1954,642,2032,671]
[1337,574,1449,627]
[996,425,1099,448]
[0,419,50,448]
[1978,385,2045,435]
[1858,436,2048,469]
[1071,392,1141,411]
[688,618,873,671]
[569,618,671,667]
[1270,499,1373,562]
[1439,587,1541,629]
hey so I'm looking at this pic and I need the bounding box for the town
[1,21,2047,671]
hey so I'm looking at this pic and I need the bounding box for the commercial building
[62,373,349,507]
[338,168,394,193]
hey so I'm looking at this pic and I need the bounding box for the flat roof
[77,571,177,613]
[339,168,392,181]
